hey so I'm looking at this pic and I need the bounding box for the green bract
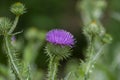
[46,43,71,60]
[0,17,12,35]
[10,2,26,15]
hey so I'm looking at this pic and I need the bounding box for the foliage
[0,0,120,80]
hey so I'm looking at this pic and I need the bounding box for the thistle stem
[91,45,105,62]
[8,16,19,34]
[48,56,59,80]
[84,41,94,80]
[4,36,21,80]
[84,43,105,80]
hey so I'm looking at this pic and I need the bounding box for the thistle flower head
[46,29,75,47]
[10,2,26,16]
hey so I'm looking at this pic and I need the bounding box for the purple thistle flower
[46,29,75,47]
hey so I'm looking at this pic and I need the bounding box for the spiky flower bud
[84,21,100,36]
[0,17,12,35]
[10,2,26,16]
[46,29,75,60]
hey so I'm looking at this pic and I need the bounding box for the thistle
[0,2,31,80]
[45,29,75,80]
[77,0,112,80]
[10,2,26,16]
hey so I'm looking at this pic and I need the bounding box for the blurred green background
[0,0,120,80]
[0,0,85,65]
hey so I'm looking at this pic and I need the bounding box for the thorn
[11,30,23,36]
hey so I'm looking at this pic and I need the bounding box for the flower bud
[10,2,26,16]
[84,21,100,36]
[0,17,12,35]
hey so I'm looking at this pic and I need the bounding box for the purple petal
[46,29,75,47]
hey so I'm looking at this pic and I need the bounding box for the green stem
[91,45,105,62]
[64,72,72,80]
[8,16,19,34]
[48,56,59,80]
[4,36,21,80]
[84,37,94,80]
[84,44,105,80]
